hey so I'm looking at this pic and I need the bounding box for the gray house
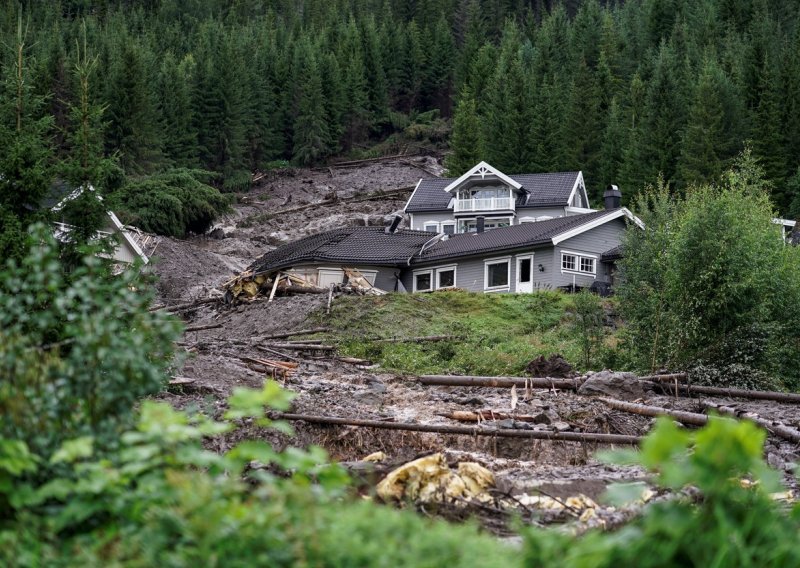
[244,204,641,294]
[404,161,594,234]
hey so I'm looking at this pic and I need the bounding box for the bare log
[656,383,800,404]
[150,298,218,312]
[373,335,459,344]
[437,410,543,423]
[700,400,800,444]
[253,327,331,342]
[419,375,584,390]
[184,323,223,333]
[597,397,710,427]
[336,356,373,365]
[266,343,335,351]
[256,345,304,363]
[274,412,641,445]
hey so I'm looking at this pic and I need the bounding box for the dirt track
[151,157,800,535]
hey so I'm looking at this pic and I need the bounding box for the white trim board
[565,172,589,209]
[403,179,423,214]
[483,256,511,292]
[442,161,522,194]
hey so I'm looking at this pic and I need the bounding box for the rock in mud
[578,370,644,401]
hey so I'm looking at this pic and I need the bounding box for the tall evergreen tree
[677,58,727,186]
[292,47,332,166]
[444,89,481,176]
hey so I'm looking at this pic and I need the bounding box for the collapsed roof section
[246,227,435,275]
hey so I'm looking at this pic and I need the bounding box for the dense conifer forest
[1,0,800,212]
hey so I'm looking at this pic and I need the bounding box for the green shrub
[0,226,181,463]
[524,417,800,567]
[618,151,800,387]
[115,168,231,236]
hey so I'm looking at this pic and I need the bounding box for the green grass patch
[316,290,619,375]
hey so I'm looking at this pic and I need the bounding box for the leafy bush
[0,226,181,462]
[525,417,800,567]
[618,151,800,386]
[115,168,231,236]
[0,382,517,567]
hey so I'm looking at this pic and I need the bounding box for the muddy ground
[150,156,800,535]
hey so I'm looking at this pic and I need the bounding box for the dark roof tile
[405,171,581,213]
[413,210,618,263]
[248,227,434,274]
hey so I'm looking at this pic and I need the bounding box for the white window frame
[441,222,456,235]
[560,250,597,276]
[412,269,434,292]
[458,217,513,234]
[435,265,457,289]
[423,222,439,233]
[484,256,511,292]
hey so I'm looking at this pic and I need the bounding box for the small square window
[424,224,438,233]
[438,269,455,288]
[415,272,432,291]
[442,224,455,235]
[487,262,509,288]
[562,254,576,271]
[580,257,595,273]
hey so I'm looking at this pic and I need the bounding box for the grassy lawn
[314,290,619,376]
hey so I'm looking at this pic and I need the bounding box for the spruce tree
[444,90,481,176]
[677,58,727,187]
[158,52,198,168]
[292,48,332,166]
[0,16,54,260]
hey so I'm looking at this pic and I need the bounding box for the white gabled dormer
[564,172,593,214]
[443,162,522,215]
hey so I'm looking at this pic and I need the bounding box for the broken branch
[700,400,800,444]
[273,412,641,444]
[419,375,584,390]
[184,323,223,333]
[596,397,710,427]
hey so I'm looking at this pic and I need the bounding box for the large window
[484,257,510,291]
[414,271,432,291]
[458,218,512,233]
[437,267,456,288]
[561,251,597,275]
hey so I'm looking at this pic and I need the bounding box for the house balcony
[454,197,515,213]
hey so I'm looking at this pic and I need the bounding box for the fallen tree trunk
[373,335,459,344]
[266,343,335,351]
[150,297,218,312]
[253,327,330,342]
[184,323,223,333]
[274,412,641,444]
[419,375,584,390]
[657,384,800,404]
[700,400,800,444]
[596,397,710,427]
[436,410,543,423]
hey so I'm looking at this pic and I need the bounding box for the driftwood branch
[639,373,688,382]
[700,400,800,444]
[265,343,336,351]
[273,413,641,444]
[372,335,459,344]
[437,410,543,423]
[596,397,710,427]
[658,384,800,404]
[253,327,330,342]
[419,375,583,390]
[149,298,218,312]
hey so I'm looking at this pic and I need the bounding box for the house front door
[516,255,533,293]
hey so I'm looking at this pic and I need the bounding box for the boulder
[578,370,644,401]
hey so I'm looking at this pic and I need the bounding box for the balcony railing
[454,197,514,212]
